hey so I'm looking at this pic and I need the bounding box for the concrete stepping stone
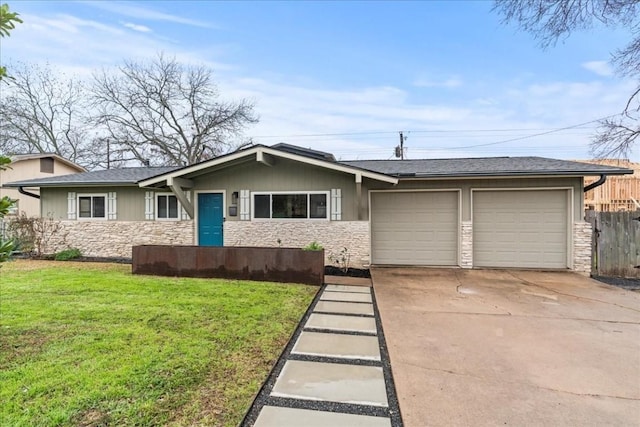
[320,291,372,303]
[253,406,391,427]
[314,300,374,316]
[325,284,372,294]
[271,360,389,407]
[292,331,381,361]
[305,313,377,334]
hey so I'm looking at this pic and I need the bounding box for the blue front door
[198,193,223,246]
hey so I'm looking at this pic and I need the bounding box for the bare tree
[493,0,640,158]
[90,53,258,167]
[0,62,101,168]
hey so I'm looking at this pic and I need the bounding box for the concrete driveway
[372,268,640,426]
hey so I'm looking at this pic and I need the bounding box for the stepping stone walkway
[241,282,402,427]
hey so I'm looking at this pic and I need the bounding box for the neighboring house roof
[10,153,86,172]
[343,157,634,178]
[2,167,177,187]
[271,143,337,162]
[3,145,634,189]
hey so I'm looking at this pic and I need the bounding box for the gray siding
[365,177,584,222]
[42,186,148,221]
[193,158,359,221]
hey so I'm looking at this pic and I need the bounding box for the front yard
[0,260,317,426]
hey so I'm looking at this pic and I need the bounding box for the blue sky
[2,1,638,161]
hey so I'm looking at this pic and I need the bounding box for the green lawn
[0,260,317,427]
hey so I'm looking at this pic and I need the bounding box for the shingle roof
[3,167,178,187]
[3,150,633,189]
[341,156,633,178]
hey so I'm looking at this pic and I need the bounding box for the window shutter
[331,189,342,220]
[107,192,117,220]
[240,190,250,220]
[181,191,191,220]
[67,192,76,220]
[145,191,154,220]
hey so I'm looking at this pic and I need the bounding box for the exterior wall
[224,220,370,268]
[194,158,359,220]
[42,186,150,220]
[0,157,83,217]
[460,221,473,268]
[365,176,585,221]
[44,220,194,258]
[572,221,593,274]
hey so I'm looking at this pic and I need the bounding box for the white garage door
[371,191,458,265]
[473,190,568,269]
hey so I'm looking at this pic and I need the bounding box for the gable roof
[9,153,86,172]
[137,144,398,187]
[3,167,177,187]
[343,156,634,178]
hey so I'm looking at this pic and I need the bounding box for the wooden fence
[586,210,640,278]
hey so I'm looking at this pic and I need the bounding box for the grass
[0,260,317,427]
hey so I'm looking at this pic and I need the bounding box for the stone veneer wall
[44,220,194,258]
[224,221,370,268]
[573,221,593,274]
[460,221,473,269]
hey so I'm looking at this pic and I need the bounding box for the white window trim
[155,192,182,221]
[77,193,108,221]
[251,191,330,221]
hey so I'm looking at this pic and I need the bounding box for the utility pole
[395,131,405,159]
[106,138,110,170]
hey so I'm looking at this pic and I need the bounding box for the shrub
[54,248,82,261]
[303,241,323,251]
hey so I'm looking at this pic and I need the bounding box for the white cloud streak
[82,1,215,28]
[122,22,152,33]
[582,60,614,77]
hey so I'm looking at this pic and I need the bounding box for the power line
[249,115,618,140]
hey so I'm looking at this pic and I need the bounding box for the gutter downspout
[18,186,41,199]
[584,175,606,193]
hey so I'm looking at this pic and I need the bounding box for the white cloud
[83,1,215,28]
[122,22,152,33]
[413,76,463,88]
[582,61,614,77]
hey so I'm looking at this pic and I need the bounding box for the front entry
[198,193,224,246]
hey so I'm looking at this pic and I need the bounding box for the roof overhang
[138,145,398,188]
[392,170,634,180]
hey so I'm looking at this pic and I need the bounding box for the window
[40,157,54,173]
[252,192,328,220]
[78,195,106,219]
[157,194,179,220]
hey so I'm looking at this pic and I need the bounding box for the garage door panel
[473,190,568,269]
[371,191,458,266]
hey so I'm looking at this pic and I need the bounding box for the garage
[473,190,569,269]
[370,191,459,265]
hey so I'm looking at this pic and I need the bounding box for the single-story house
[0,153,85,217]
[3,143,633,272]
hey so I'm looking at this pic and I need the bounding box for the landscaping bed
[0,260,316,427]
[324,266,371,278]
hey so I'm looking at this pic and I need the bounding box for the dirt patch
[74,409,111,427]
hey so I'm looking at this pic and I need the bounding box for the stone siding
[45,220,194,258]
[225,221,370,268]
[572,221,593,274]
[460,221,473,268]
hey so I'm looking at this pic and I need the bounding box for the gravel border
[239,284,403,427]
[593,275,640,290]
